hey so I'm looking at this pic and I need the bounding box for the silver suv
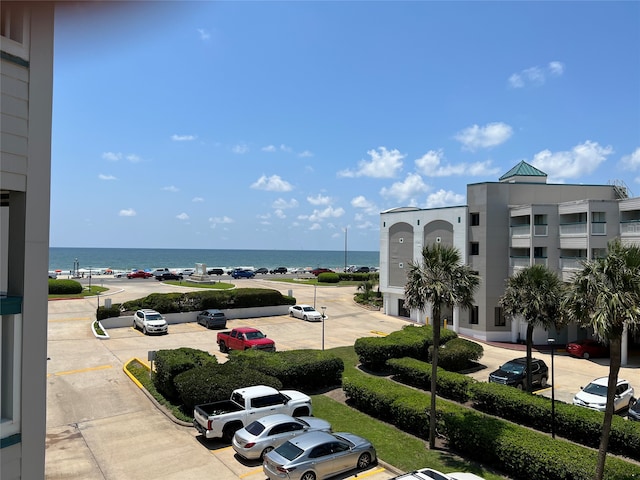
[133,309,168,335]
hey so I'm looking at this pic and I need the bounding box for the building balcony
[621,220,640,235]
[510,225,530,237]
[559,223,587,236]
[559,257,586,270]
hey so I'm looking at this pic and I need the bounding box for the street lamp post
[548,338,556,439]
[321,306,326,351]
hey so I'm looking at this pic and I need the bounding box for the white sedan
[391,467,485,480]
[288,304,323,322]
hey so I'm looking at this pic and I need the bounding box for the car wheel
[290,311,294,317]
[357,452,373,469]
[540,376,548,388]
[583,352,590,360]
[261,446,274,459]
[300,472,316,480]
[132,319,137,330]
[516,383,524,391]
[219,342,228,353]
[142,326,147,335]
[303,315,308,321]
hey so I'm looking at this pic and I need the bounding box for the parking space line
[370,331,388,336]
[357,467,387,478]
[48,364,112,377]
[239,468,264,478]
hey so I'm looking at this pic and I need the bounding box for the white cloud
[163,185,179,192]
[425,189,465,208]
[280,144,292,152]
[380,173,429,203]
[337,147,405,178]
[299,150,313,158]
[531,140,613,181]
[619,147,640,170]
[176,213,189,220]
[232,144,249,154]
[126,154,142,163]
[415,150,500,177]
[251,175,293,192]
[274,209,286,219]
[455,122,513,151]
[102,152,122,161]
[119,208,136,217]
[307,194,331,206]
[272,198,299,209]
[307,206,345,222]
[508,61,565,88]
[351,195,379,215]
[98,173,117,180]
[192,197,204,202]
[262,145,277,152]
[171,134,196,141]
[197,28,210,40]
[356,220,377,230]
[209,216,234,225]
[309,223,322,231]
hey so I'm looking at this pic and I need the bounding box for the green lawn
[162,280,234,289]
[48,285,108,299]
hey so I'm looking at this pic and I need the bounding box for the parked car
[196,309,227,329]
[629,399,640,421]
[488,357,548,390]
[391,467,485,480]
[254,267,269,274]
[155,272,183,281]
[232,269,256,279]
[127,270,153,279]
[573,377,635,413]
[270,267,288,274]
[566,339,609,359]
[263,431,376,480]
[288,304,323,322]
[232,414,332,460]
[207,268,225,275]
[311,267,334,276]
[178,268,195,276]
[217,327,276,353]
[133,309,168,335]
[48,272,58,279]
[354,266,370,273]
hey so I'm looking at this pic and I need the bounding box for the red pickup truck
[216,327,276,353]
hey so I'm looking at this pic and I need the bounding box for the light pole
[321,306,326,351]
[313,284,317,310]
[547,337,556,439]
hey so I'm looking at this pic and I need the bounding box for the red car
[127,270,153,279]
[566,339,609,359]
[311,267,334,276]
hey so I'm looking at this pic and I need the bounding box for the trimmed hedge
[436,337,484,372]
[317,272,340,283]
[354,324,458,371]
[97,304,121,320]
[153,348,218,401]
[173,362,282,412]
[470,381,640,462]
[121,288,296,314]
[48,279,83,294]
[343,371,640,480]
[229,349,344,391]
[386,357,476,403]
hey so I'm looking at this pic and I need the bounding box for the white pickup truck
[193,385,312,441]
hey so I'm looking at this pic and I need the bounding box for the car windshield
[146,314,163,320]
[501,361,525,375]
[583,382,607,397]
[274,441,304,461]
[303,307,315,312]
[245,421,266,435]
[245,331,266,340]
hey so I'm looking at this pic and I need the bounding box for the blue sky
[50,1,640,252]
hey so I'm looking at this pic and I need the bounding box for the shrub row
[437,337,484,371]
[470,381,640,462]
[337,272,379,282]
[386,357,476,403]
[229,349,344,392]
[121,288,296,314]
[97,304,121,320]
[48,279,83,294]
[354,324,458,371]
[343,371,640,480]
[153,348,218,402]
[317,272,340,283]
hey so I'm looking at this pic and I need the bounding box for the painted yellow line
[48,317,92,323]
[49,364,112,377]
[123,358,150,389]
[357,467,387,478]
[239,468,264,478]
[371,330,388,336]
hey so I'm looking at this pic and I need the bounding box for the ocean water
[49,247,379,273]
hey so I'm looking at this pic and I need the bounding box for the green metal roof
[499,161,547,181]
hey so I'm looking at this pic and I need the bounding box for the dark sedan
[155,272,183,281]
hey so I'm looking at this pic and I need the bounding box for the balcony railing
[560,258,586,270]
[533,257,548,266]
[621,221,640,234]
[510,225,530,237]
[559,223,587,236]
[510,256,530,269]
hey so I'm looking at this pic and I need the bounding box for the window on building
[1,3,24,43]
[494,307,506,327]
[592,212,606,223]
[470,213,480,226]
[470,242,479,255]
[470,306,479,325]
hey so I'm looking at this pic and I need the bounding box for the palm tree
[499,264,564,392]
[564,239,640,480]
[357,279,375,301]
[404,244,479,449]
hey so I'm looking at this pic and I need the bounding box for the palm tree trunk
[594,335,622,480]
[429,306,441,449]
[526,323,534,393]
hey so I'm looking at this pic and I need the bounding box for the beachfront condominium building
[1,3,55,478]
[379,161,639,365]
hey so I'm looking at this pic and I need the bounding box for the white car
[573,376,634,413]
[133,309,168,335]
[288,304,323,322]
[391,467,485,480]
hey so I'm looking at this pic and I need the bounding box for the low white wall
[100,305,289,330]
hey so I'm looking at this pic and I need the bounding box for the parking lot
[45,277,639,479]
